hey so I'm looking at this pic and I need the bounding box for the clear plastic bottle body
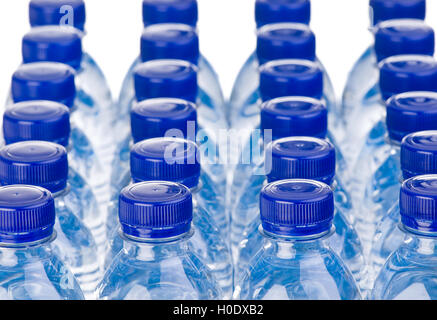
[370,202,404,284]
[228,53,340,138]
[372,231,437,300]
[351,121,400,251]
[98,231,222,300]
[235,204,364,288]
[341,46,383,166]
[117,55,227,132]
[53,172,102,299]
[235,230,361,300]
[105,192,233,299]
[0,236,84,300]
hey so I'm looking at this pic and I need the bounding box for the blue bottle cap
[3,101,71,147]
[256,23,316,65]
[379,55,437,101]
[130,138,200,189]
[260,179,334,237]
[369,0,426,26]
[11,62,76,108]
[141,24,199,64]
[401,131,437,179]
[261,97,327,141]
[266,137,336,185]
[22,26,83,70]
[259,59,323,102]
[400,174,437,233]
[29,0,86,31]
[386,91,437,142]
[134,60,197,103]
[374,19,434,62]
[131,98,197,144]
[0,185,55,244]
[119,181,193,239]
[143,0,198,27]
[0,141,68,193]
[255,0,311,28]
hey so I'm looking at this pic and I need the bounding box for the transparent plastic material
[372,230,437,300]
[234,230,361,300]
[53,169,102,299]
[98,231,222,300]
[0,235,84,300]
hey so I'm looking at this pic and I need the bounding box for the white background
[0,0,436,103]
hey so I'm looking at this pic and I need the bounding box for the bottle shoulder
[238,240,360,300]
[99,243,221,300]
[0,244,84,300]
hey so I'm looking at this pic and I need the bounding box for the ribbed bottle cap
[386,91,437,142]
[0,141,68,193]
[401,131,437,179]
[400,174,437,233]
[255,0,311,28]
[130,138,200,188]
[260,179,334,237]
[379,55,437,101]
[374,19,434,62]
[11,62,76,108]
[259,59,323,102]
[370,0,426,26]
[134,60,197,103]
[142,0,198,27]
[3,101,70,147]
[0,185,55,243]
[131,98,197,144]
[119,181,193,239]
[22,26,83,70]
[29,0,86,31]
[141,23,199,64]
[266,137,336,184]
[256,23,316,65]
[261,97,327,140]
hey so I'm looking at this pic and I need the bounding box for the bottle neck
[260,226,334,259]
[121,228,194,261]
[400,225,437,256]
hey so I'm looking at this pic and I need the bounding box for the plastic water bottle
[342,19,434,163]
[372,174,437,300]
[98,181,222,300]
[111,98,226,211]
[232,59,340,144]
[255,0,311,28]
[106,138,232,299]
[10,62,112,211]
[2,101,107,257]
[131,60,227,140]
[229,96,347,220]
[0,184,84,300]
[352,92,437,249]
[369,0,426,26]
[234,137,364,288]
[370,130,437,281]
[142,0,198,27]
[118,23,225,134]
[344,55,437,172]
[234,179,361,300]
[27,0,113,140]
[229,23,336,133]
[0,141,101,299]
